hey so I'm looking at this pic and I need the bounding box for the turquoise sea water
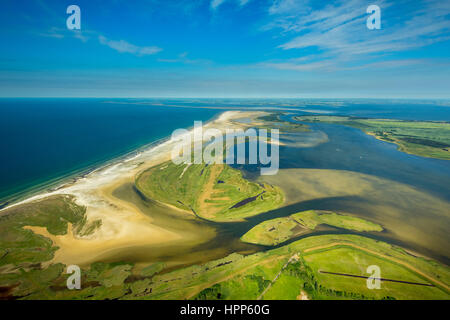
[0,99,221,205]
[1,98,449,207]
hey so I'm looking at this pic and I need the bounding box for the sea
[0,98,222,205]
[1,98,449,263]
[1,98,449,206]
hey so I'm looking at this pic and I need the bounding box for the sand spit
[2,111,266,266]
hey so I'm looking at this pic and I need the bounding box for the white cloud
[98,35,162,56]
[37,27,161,57]
[239,0,251,6]
[211,0,251,10]
[38,27,91,42]
[263,0,450,71]
[157,52,213,65]
[263,60,335,71]
[73,31,89,43]
[262,58,430,72]
[211,0,226,10]
[269,0,309,15]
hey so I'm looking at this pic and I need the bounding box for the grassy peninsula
[254,113,310,133]
[135,161,284,222]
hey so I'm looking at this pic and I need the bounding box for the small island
[241,210,383,246]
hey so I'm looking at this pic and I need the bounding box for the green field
[135,162,284,222]
[0,166,447,301]
[137,234,450,300]
[0,195,100,267]
[294,115,450,160]
[241,210,382,246]
[1,199,448,302]
[0,195,102,299]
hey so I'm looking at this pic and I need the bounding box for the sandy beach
[2,111,266,267]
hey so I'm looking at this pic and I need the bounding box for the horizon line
[1,97,450,101]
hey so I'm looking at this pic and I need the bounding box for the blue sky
[0,0,449,98]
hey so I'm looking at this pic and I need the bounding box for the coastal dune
[6,111,264,267]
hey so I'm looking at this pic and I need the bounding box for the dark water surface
[1,98,449,265]
[281,118,450,201]
[0,99,221,204]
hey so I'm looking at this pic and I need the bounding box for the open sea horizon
[1,98,449,206]
[0,98,223,205]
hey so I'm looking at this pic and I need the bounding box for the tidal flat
[258,168,450,262]
[0,109,449,300]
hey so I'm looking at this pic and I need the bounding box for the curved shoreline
[1,111,265,267]
[0,136,171,209]
[3,109,448,269]
[0,110,245,212]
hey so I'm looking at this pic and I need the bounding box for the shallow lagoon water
[99,106,450,267]
[107,116,450,267]
[1,99,449,267]
[280,118,450,200]
[258,114,450,263]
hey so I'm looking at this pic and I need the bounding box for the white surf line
[0,111,245,212]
